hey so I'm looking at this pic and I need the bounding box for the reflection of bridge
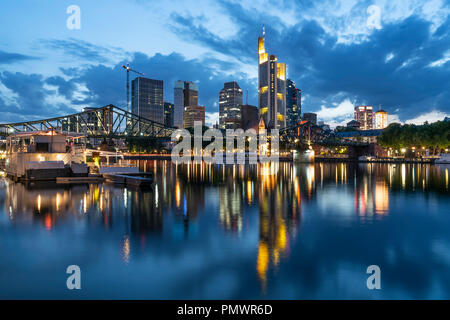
[0,104,176,139]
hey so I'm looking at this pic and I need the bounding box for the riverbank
[124,154,440,164]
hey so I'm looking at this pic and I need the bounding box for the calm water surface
[0,161,449,299]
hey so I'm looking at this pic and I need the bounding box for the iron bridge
[0,104,176,139]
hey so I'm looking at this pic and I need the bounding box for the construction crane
[122,63,145,113]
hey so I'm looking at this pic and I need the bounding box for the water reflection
[0,162,449,299]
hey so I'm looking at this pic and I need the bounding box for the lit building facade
[354,105,373,130]
[286,79,301,127]
[374,109,388,129]
[174,81,198,128]
[219,81,243,129]
[131,77,164,124]
[183,105,205,128]
[258,25,286,129]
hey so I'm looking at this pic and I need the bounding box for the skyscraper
[240,104,259,130]
[183,105,205,128]
[164,102,174,127]
[258,25,287,129]
[286,79,301,127]
[354,105,373,130]
[374,109,388,129]
[131,77,164,124]
[302,112,317,125]
[219,81,243,129]
[174,81,199,128]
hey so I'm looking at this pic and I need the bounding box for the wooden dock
[56,176,104,184]
[103,173,153,188]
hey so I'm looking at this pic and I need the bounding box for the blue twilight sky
[0,0,449,127]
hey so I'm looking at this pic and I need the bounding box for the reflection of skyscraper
[219,183,242,232]
[374,181,389,214]
[174,80,198,128]
[219,81,243,129]
[258,25,286,129]
[256,163,302,290]
[130,189,163,234]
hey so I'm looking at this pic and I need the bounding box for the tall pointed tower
[258,24,286,129]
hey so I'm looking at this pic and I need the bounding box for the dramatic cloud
[405,110,450,125]
[0,0,449,126]
[170,1,450,123]
[315,99,356,128]
[0,72,78,122]
[0,51,257,123]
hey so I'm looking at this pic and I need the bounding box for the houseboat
[4,131,88,181]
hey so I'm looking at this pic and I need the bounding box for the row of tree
[377,121,450,152]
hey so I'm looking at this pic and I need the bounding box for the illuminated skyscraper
[354,105,373,130]
[258,25,286,129]
[219,81,243,129]
[374,109,388,129]
[286,79,301,127]
[174,81,198,128]
[183,105,205,128]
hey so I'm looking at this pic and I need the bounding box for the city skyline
[0,0,449,128]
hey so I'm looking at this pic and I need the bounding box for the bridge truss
[0,104,175,139]
[279,121,369,148]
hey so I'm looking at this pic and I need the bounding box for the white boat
[4,131,87,180]
[435,154,450,164]
[358,155,374,161]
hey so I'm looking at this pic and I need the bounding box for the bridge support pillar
[293,150,315,163]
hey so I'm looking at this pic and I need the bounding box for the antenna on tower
[263,22,265,37]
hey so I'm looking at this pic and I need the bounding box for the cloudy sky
[1,0,449,127]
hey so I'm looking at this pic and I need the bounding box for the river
[0,161,449,299]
